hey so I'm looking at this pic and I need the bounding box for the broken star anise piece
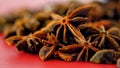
[16,34,43,54]
[89,25,120,51]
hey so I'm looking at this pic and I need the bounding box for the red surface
[0,34,117,68]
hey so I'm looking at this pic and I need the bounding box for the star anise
[78,20,110,38]
[34,5,92,44]
[59,37,99,61]
[89,25,120,51]
[6,34,43,54]
[39,33,63,61]
[5,26,48,46]
[3,17,40,38]
[16,34,43,53]
[90,49,120,64]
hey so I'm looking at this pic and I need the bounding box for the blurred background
[0,0,107,15]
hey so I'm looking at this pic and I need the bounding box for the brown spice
[89,25,120,51]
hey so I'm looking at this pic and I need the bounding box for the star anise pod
[5,25,49,46]
[78,20,110,38]
[89,25,120,51]
[6,34,43,54]
[90,49,120,64]
[35,5,92,44]
[39,33,63,61]
[16,34,43,54]
[3,16,40,38]
[59,37,99,61]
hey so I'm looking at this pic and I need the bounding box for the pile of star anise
[1,0,120,64]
